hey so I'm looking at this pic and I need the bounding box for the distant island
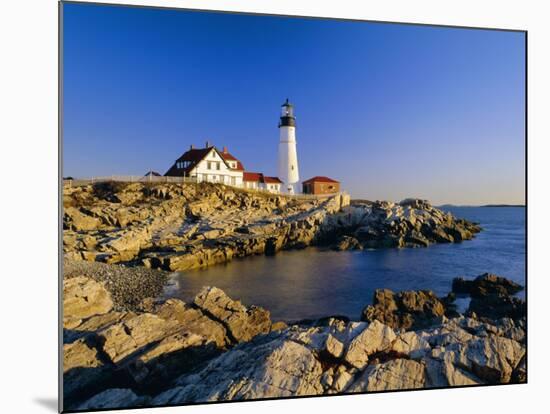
[481,204,526,208]
[438,204,525,208]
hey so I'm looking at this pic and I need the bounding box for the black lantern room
[279,98,296,128]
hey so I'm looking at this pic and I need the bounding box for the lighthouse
[278,99,300,194]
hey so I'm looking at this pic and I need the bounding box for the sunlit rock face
[63,182,479,271]
[63,278,525,411]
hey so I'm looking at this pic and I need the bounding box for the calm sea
[163,207,526,321]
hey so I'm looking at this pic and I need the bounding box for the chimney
[205,140,210,148]
[223,146,228,153]
[190,144,195,150]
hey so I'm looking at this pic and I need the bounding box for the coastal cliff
[63,182,480,271]
[63,273,525,410]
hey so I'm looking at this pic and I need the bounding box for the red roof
[263,176,282,184]
[243,172,263,182]
[243,172,282,184]
[165,145,245,176]
[302,176,340,184]
[219,150,237,161]
[219,150,245,171]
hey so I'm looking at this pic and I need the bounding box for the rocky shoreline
[64,258,169,311]
[63,272,526,411]
[63,182,481,272]
[62,182,497,411]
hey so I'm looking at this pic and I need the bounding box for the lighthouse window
[291,165,294,170]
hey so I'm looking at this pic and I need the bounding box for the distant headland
[481,204,525,208]
[438,204,525,208]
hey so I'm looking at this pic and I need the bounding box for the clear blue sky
[62,2,525,205]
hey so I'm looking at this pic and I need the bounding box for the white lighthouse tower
[278,99,300,194]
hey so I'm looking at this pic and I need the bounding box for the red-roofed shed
[302,176,340,195]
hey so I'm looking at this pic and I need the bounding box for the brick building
[302,176,340,195]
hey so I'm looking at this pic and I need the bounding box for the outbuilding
[302,176,340,195]
[243,172,282,193]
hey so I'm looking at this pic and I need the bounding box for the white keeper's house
[164,141,282,193]
[164,142,245,187]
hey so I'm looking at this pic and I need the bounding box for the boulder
[391,331,431,359]
[424,355,483,387]
[344,320,396,369]
[404,231,430,247]
[452,273,523,297]
[271,321,289,331]
[324,333,345,359]
[64,311,135,344]
[347,358,426,392]
[99,313,180,363]
[63,277,114,328]
[126,331,218,387]
[63,339,109,402]
[77,389,149,410]
[427,335,524,384]
[458,335,525,383]
[399,199,432,210]
[361,289,446,330]
[106,228,150,255]
[193,286,271,343]
[153,336,325,404]
[332,235,363,251]
[452,274,525,320]
[88,302,229,388]
[64,207,102,231]
[154,299,228,347]
[63,338,104,374]
[468,294,526,320]
[421,319,475,348]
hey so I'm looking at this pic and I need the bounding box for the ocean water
[163,207,526,321]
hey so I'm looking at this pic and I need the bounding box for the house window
[216,162,221,170]
[207,162,212,170]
